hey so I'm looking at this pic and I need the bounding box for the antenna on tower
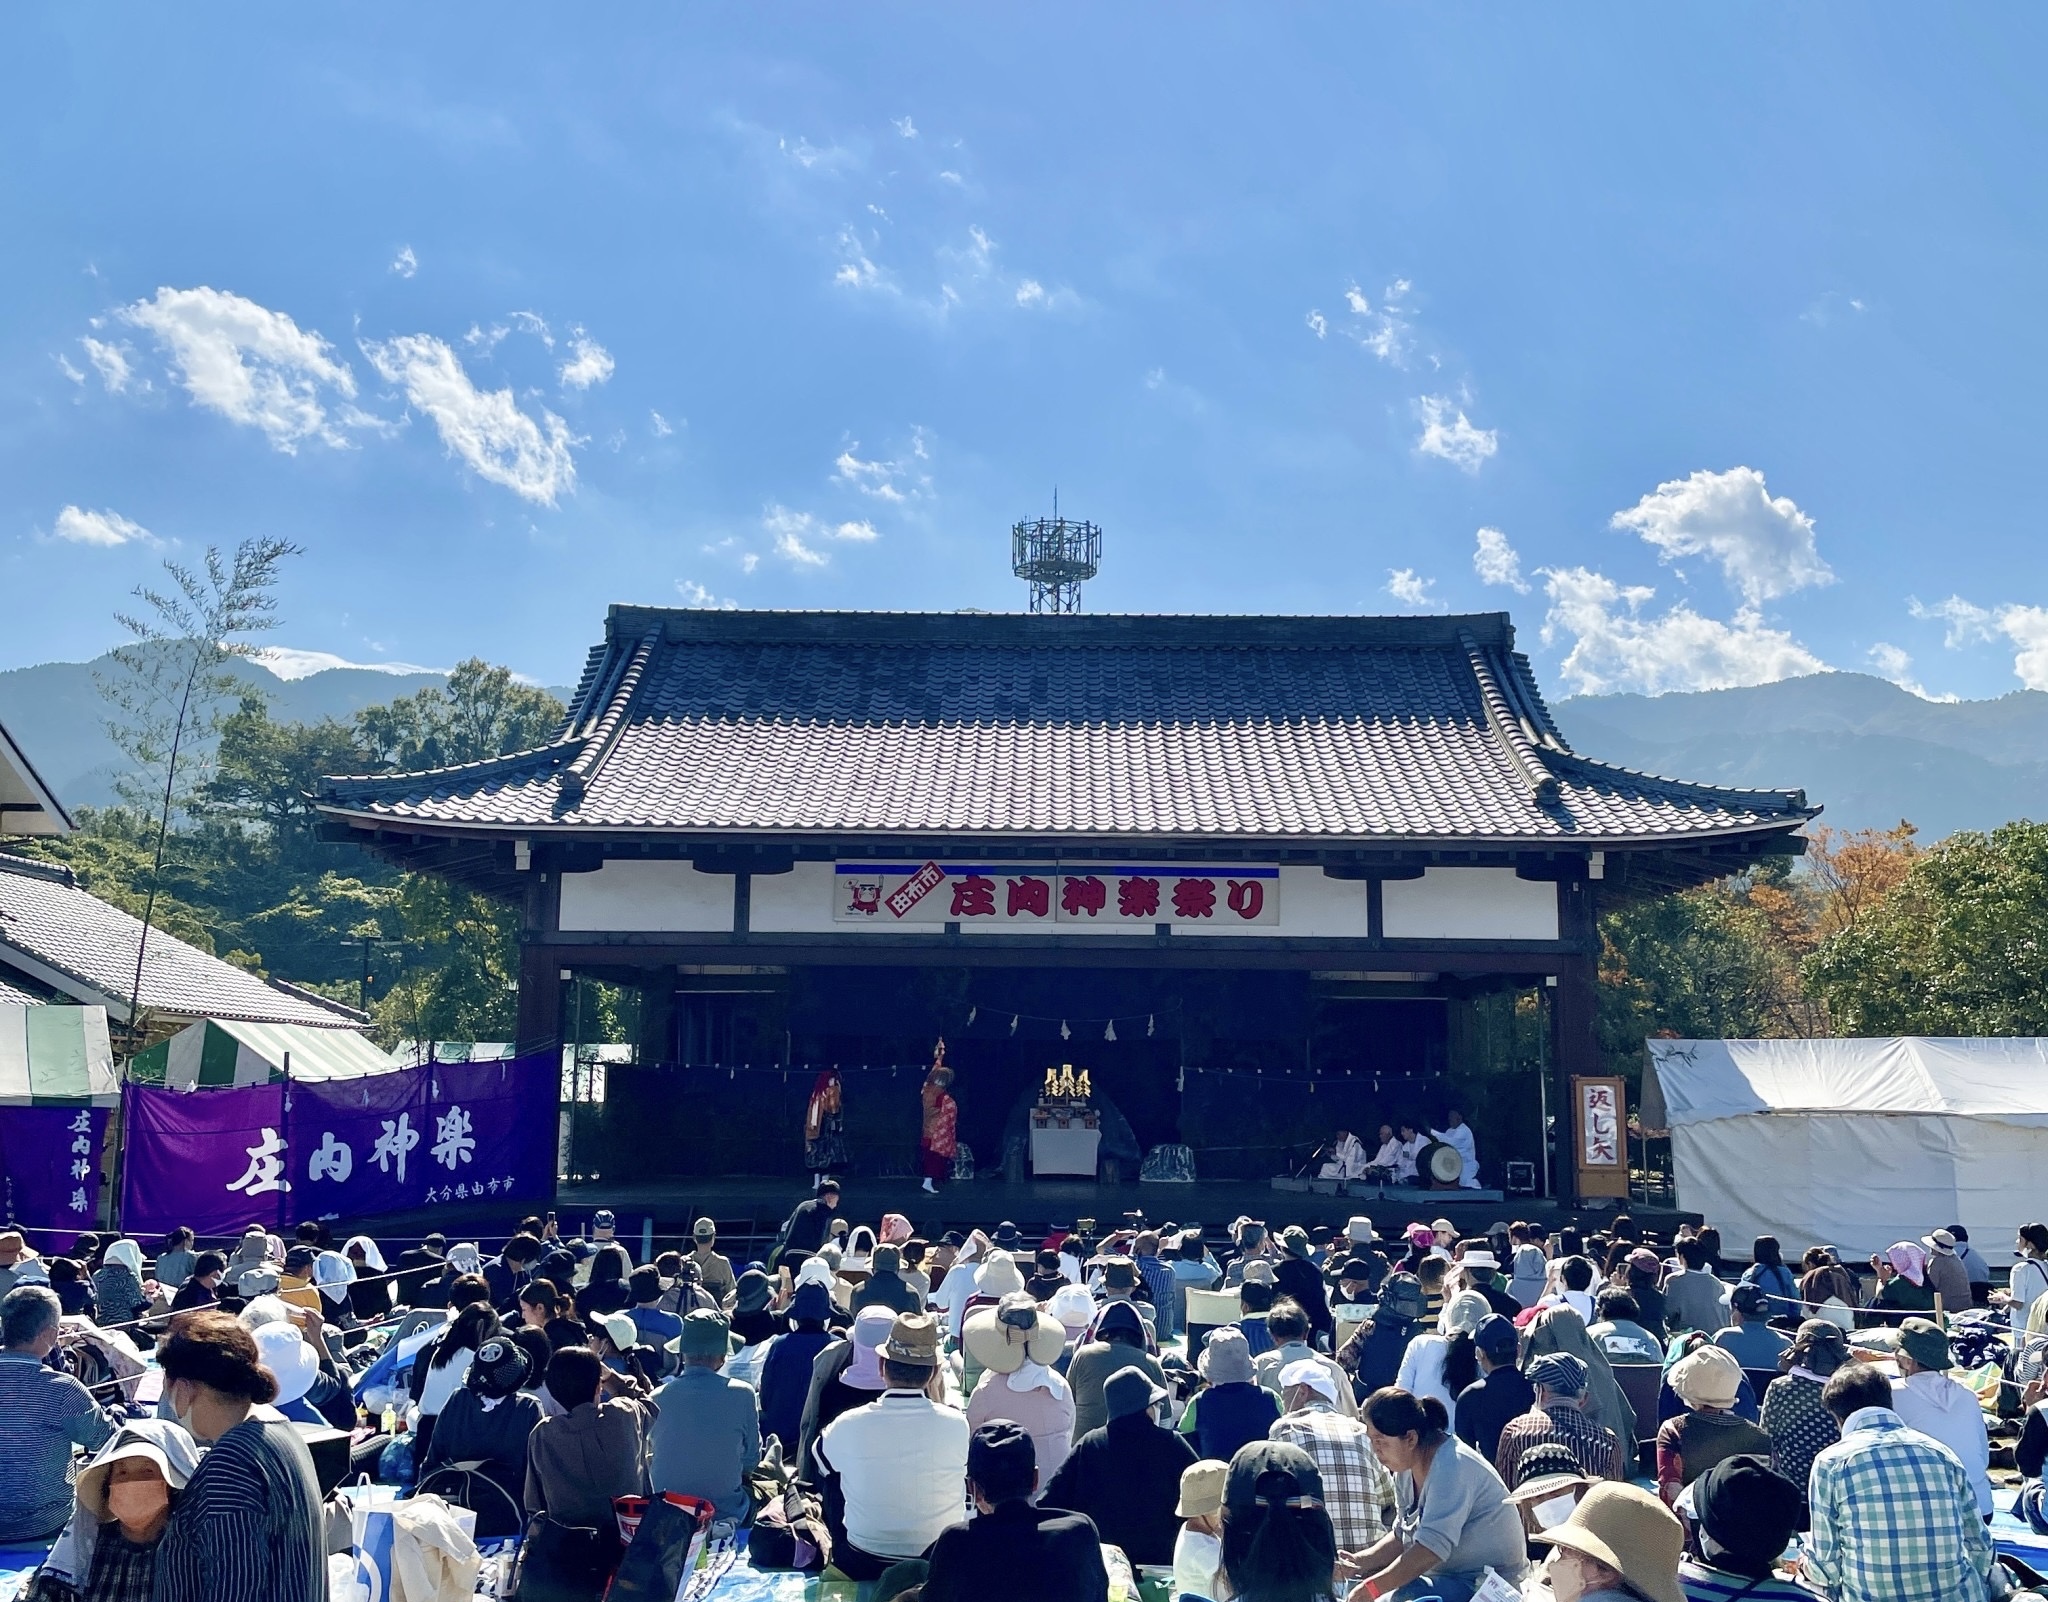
[1011,499,1101,614]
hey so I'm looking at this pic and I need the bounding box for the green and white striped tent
[128,1017,399,1090]
[0,1004,119,1106]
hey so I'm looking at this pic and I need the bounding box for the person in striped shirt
[1800,1364,1993,1602]
[152,1310,326,1602]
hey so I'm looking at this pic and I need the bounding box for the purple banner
[122,1081,285,1238]
[0,1106,109,1251]
[121,1056,557,1238]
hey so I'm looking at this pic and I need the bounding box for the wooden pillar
[1552,876,1602,1201]
[514,862,564,1057]
[515,944,564,1058]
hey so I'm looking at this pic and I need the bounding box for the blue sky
[3,9,2045,700]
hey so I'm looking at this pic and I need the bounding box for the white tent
[1649,1037,2048,1269]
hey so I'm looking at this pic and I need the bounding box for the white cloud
[780,134,856,172]
[390,245,418,279]
[893,116,918,138]
[1473,527,1529,592]
[1327,277,1413,364]
[361,333,578,505]
[937,169,964,185]
[832,435,930,503]
[51,504,153,547]
[834,229,887,291]
[763,504,878,567]
[56,354,84,384]
[508,310,553,348]
[81,337,135,392]
[1385,568,1441,609]
[464,322,509,353]
[1915,595,2048,691]
[1014,279,1046,307]
[251,646,445,680]
[1539,566,1827,695]
[120,285,360,452]
[1414,395,1498,473]
[742,551,760,574]
[558,331,615,390]
[1865,642,1950,701]
[675,580,738,610]
[1610,466,1833,605]
[649,410,675,438]
[1305,310,1327,340]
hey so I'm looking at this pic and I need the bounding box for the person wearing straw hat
[1921,1230,1972,1316]
[815,1311,968,1580]
[1044,1364,1197,1565]
[966,1292,1076,1485]
[1526,1481,1685,1602]
[46,1419,200,1602]
[1656,1347,1770,1506]
[649,1309,761,1523]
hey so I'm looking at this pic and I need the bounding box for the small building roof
[0,1004,119,1106]
[0,852,367,1032]
[0,719,72,838]
[128,1017,399,1089]
[318,609,1814,860]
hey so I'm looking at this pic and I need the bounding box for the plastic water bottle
[381,1402,397,1435]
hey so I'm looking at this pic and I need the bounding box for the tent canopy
[1649,1038,2048,1267]
[129,1018,399,1090]
[1652,1037,2048,1128]
[0,1004,117,1105]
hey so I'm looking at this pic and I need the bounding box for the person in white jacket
[1889,1317,1993,1517]
[1427,1109,1481,1189]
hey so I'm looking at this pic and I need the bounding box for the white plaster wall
[557,860,734,932]
[748,862,840,933]
[1381,867,1559,941]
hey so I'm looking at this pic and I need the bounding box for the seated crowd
[0,1197,2034,1602]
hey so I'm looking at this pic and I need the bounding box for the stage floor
[529,1173,1697,1257]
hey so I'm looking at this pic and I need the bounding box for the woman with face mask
[151,1311,326,1602]
[56,1420,201,1602]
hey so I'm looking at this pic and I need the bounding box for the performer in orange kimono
[919,1042,958,1194]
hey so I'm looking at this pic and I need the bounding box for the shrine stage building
[317,607,1814,1208]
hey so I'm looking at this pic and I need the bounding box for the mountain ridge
[1,657,2035,841]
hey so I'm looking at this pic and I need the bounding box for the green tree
[371,874,522,1046]
[94,538,300,1046]
[203,696,369,845]
[1597,880,1793,1085]
[355,659,563,770]
[1803,819,2048,1034]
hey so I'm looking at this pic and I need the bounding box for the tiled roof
[0,853,367,1029]
[317,610,1814,847]
[0,970,49,1007]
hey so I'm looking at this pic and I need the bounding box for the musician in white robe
[1427,1108,1481,1189]
[1318,1128,1369,1180]
[1391,1122,1426,1186]
[1366,1124,1404,1179]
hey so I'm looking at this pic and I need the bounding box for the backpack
[742,1440,832,1573]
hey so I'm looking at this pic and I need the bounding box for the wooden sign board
[1572,1075,1630,1200]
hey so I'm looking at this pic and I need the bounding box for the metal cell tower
[1011,502,1101,613]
